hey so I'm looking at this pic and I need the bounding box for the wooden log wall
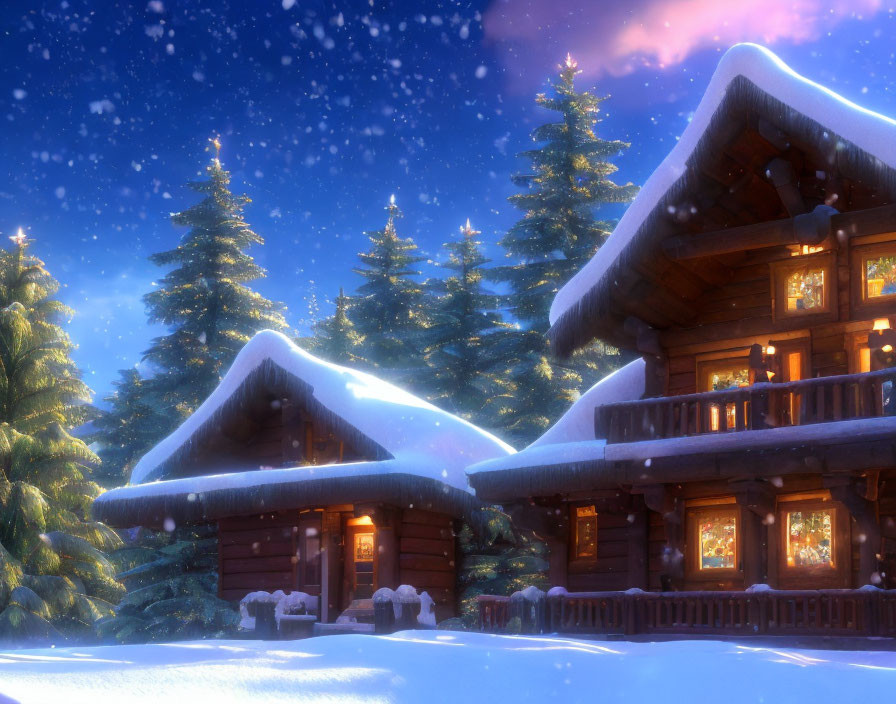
[567,511,637,592]
[218,512,299,602]
[662,232,896,395]
[398,508,457,621]
[880,471,896,590]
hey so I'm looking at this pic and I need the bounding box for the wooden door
[343,523,377,606]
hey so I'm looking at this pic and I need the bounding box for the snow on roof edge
[466,358,644,477]
[549,43,896,327]
[129,330,514,489]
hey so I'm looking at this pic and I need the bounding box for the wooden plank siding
[568,511,639,593]
[398,508,457,621]
[218,512,298,602]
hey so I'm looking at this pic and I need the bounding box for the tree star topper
[9,228,27,247]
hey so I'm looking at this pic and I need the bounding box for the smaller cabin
[94,331,514,623]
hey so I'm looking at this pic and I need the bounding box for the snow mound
[467,359,644,477]
[1,633,893,704]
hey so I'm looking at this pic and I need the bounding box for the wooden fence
[595,368,896,444]
[478,588,896,638]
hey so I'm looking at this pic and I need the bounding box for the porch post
[626,493,649,590]
[642,485,684,589]
[824,472,882,586]
[730,479,775,587]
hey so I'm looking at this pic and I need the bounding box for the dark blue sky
[0,1,894,401]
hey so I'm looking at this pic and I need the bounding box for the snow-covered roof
[549,43,896,353]
[466,359,645,500]
[94,330,513,527]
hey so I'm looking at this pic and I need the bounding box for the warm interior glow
[860,346,872,373]
[785,509,834,568]
[698,510,737,570]
[574,505,597,560]
[347,515,374,527]
[764,345,776,356]
[873,318,891,331]
[883,344,893,353]
[785,267,825,312]
[865,255,896,298]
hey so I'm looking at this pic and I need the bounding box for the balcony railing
[478,588,896,639]
[595,368,896,444]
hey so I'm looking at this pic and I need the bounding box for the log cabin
[93,330,514,623]
[467,44,896,637]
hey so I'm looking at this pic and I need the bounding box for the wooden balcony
[478,588,896,639]
[595,368,896,444]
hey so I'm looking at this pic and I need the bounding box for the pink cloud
[484,0,883,84]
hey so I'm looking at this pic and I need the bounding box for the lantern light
[765,345,776,356]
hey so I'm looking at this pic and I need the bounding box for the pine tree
[311,288,365,365]
[347,196,429,383]
[422,220,508,425]
[447,508,549,630]
[90,370,168,488]
[489,56,637,444]
[96,139,289,643]
[143,138,289,422]
[0,232,124,645]
[95,524,238,644]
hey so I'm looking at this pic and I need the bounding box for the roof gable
[548,43,896,355]
[130,330,514,488]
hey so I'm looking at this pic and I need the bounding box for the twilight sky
[0,0,895,401]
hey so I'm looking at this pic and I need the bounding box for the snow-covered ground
[0,631,893,704]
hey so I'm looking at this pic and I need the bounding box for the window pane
[865,255,896,298]
[786,268,825,311]
[708,368,749,391]
[786,510,834,567]
[354,532,375,562]
[575,506,597,559]
[699,512,736,569]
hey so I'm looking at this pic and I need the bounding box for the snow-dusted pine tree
[95,140,289,643]
[311,288,365,365]
[142,138,289,425]
[91,370,168,488]
[421,220,509,426]
[95,524,238,644]
[347,196,429,385]
[489,55,637,445]
[0,232,124,645]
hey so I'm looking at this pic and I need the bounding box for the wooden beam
[663,204,836,261]
[830,202,896,240]
[766,157,807,216]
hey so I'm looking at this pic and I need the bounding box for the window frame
[569,504,599,565]
[685,502,741,582]
[770,252,836,322]
[776,496,849,589]
[851,241,896,318]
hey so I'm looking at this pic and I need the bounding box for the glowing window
[354,533,375,562]
[707,367,749,391]
[786,510,834,568]
[698,510,737,570]
[786,268,825,312]
[574,505,597,560]
[865,255,896,299]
